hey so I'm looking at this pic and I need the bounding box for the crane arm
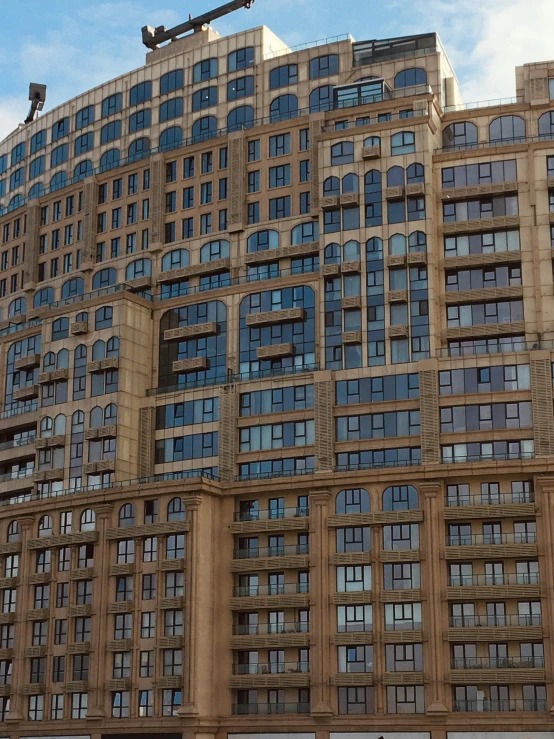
[142,0,255,49]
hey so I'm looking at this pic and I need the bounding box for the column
[420,481,448,715]
[179,495,201,716]
[5,515,35,723]
[535,476,554,713]
[86,503,113,719]
[309,490,333,717]
[419,360,440,464]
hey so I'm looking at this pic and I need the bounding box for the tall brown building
[0,13,553,739]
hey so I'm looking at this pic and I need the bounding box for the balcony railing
[450,614,542,628]
[233,544,309,560]
[446,533,537,546]
[0,434,36,451]
[0,318,41,338]
[233,661,310,675]
[384,621,422,631]
[148,364,319,396]
[0,401,38,420]
[236,467,315,481]
[233,583,309,597]
[0,469,34,483]
[442,451,534,464]
[438,337,536,358]
[438,130,554,154]
[448,573,539,587]
[233,702,310,715]
[454,699,546,712]
[232,621,310,636]
[452,656,544,670]
[334,458,421,472]
[446,491,535,507]
[234,505,309,522]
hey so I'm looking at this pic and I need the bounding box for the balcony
[451,657,544,670]
[447,533,537,546]
[233,662,310,675]
[234,506,309,523]
[446,491,534,507]
[232,622,309,636]
[453,699,546,712]
[233,545,309,560]
[448,573,539,587]
[233,583,309,597]
[450,615,541,628]
[232,702,310,715]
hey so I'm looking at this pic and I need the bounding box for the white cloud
[0,99,24,142]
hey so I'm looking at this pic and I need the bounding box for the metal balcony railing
[448,573,539,587]
[449,614,541,628]
[446,491,535,506]
[453,699,546,712]
[233,544,309,560]
[232,621,310,636]
[0,434,36,451]
[451,656,544,670]
[233,662,310,675]
[438,130,553,154]
[0,469,34,483]
[384,621,422,631]
[446,533,537,546]
[234,506,309,522]
[233,583,309,597]
[233,702,310,715]
[0,401,38,420]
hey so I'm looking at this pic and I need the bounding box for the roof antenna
[142,0,256,50]
[25,83,47,125]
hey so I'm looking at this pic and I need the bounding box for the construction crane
[142,0,256,50]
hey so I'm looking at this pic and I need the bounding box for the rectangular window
[269,134,291,157]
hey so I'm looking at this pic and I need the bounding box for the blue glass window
[227,76,254,101]
[31,130,46,153]
[128,137,151,161]
[50,172,67,192]
[270,94,298,122]
[192,116,217,141]
[75,105,95,129]
[394,68,427,88]
[270,64,298,89]
[102,93,122,118]
[192,87,218,111]
[0,155,6,174]
[11,142,25,166]
[160,69,184,95]
[101,121,122,144]
[92,268,117,289]
[51,144,69,167]
[129,81,152,106]
[28,183,44,200]
[129,109,151,132]
[73,160,93,182]
[228,47,254,72]
[52,117,70,141]
[310,85,334,113]
[193,59,218,83]
[126,258,152,280]
[29,156,45,180]
[159,127,183,152]
[61,277,84,299]
[74,132,94,156]
[309,54,339,80]
[9,168,24,191]
[227,106,254,132]
[100,149,120,172]
[34,287,54,308]
[160,97,184,123]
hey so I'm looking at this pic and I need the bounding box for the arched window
[72,410,85,432]
[394,68,427,88]
[227,106,254,131]
[343,240,360,260]
[43,352,55,370]
[489,115,525,144]
[364,136,381,147]
[159,96,182,122]
[383,485,418,511]
[162,249,189,271]
[270,94,298,122]
[61,277,84,299]
[73,160,93,182]
[442,122,478,150]
[387,166,405,187]
[291,222,319,245]
[247,230,279,253]
[538,111,554,138]
[92,340,105,361]
[391,132,415,156]
[366,236,383,259]
[194,59,218,83]
[168,497,186,521]
[107,337,119,357]
[92,268,117,290]
[323,176,340,196]
[128,137,151,161]
[52,317,69,341]
[409,231,427,253]
[80,509,96,531]
[331,141,354,165]
[56,349,69,369]
[90,406,103,428]
[95,306,112,330]
[38,515,53,537]
[336,488,370,514]
[389,234,407,255]
[126,258,152,281]
[324,243,341,264]
[192,86,218,111]
[8,297,26,317]
[130,81,152,106]
[160,69,184,94]
[50,171,67,191]
[192,117,217,141]
[200,239,230,262]
[105,403,118,424]
[40,417,53,438]
[119,504,135,527]
[407,163,424,183]
[28,182,45,200]
[100,149,120,172]
[342,173,359,193]
[7,521,20,542]
[54,413,66,435]
[33,287,54,308]
[310,85,334,113]
[159,126,183,152]
[8,195,23,212]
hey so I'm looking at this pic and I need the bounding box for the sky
[0,0,553,141]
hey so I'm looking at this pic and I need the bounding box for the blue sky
[1,0,553,140]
